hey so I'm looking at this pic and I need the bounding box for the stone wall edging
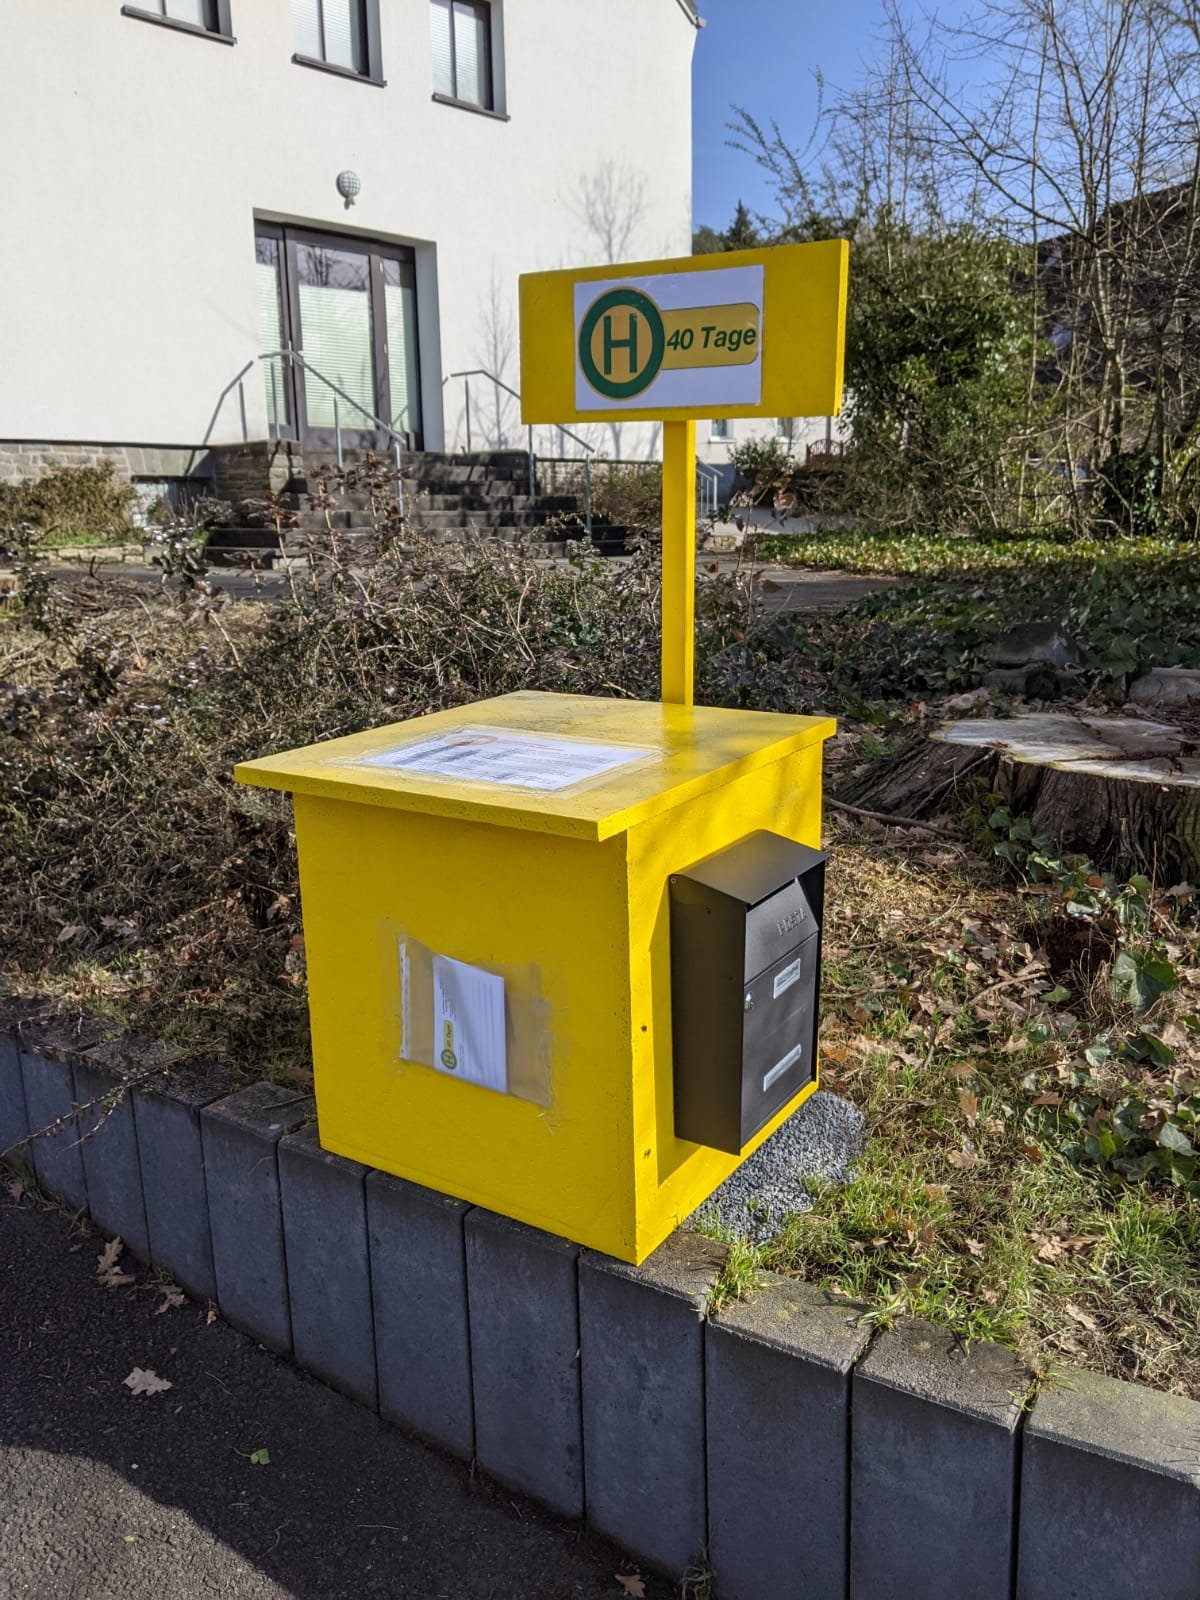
[2,1011,1198,1600]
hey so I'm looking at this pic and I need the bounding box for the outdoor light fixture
[337,170,362,209]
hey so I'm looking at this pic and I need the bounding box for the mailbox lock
[744,993,754,1012]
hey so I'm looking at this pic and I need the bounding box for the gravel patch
[686,1091,866,1245]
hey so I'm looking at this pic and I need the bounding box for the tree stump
[836,715,1200,884]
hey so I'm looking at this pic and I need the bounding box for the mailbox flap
[745,879,819,980]
[678,830,825,909]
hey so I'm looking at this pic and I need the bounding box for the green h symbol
[603,311,639,377]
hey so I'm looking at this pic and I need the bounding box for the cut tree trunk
[835,714,1200,884]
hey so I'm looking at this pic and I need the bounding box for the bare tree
[561,158,658,459]
[566,157,651,264]
[733,0,1200,530]
[887,0,1200,520]
[474,263,519,449]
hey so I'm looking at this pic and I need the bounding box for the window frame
[121,0,235,43]
[709,418,733,443]
[292,0,385,86]
[431,0,497,113]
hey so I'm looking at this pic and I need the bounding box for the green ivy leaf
[1158,1122,1194,1156]
[249,1448,271,1466]
[1110,950,1179,1014]
[1125,1032,1174,1069]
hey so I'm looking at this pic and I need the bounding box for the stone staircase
[206,445,628,563]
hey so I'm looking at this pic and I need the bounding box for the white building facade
[0,0,698,488]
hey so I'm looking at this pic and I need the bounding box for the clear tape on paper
[356,726,658,794]
[398,936,552,1107]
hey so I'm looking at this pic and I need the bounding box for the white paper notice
[431,954,508,1093]
[360,726,654,792]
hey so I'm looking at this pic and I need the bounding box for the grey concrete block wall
[16,1015,108,1212]
[706,1275,874,1600]
[580,1233,726,1578]
[279,1126,377,1409]
[200,1083,314,1355]
[73,1049,151,1260]
[135,1062,244,1299]
[851,1318,1031,1600]
[133,1057,243,1301]
[367,1171,474,1458]
[0,1031,30,1166]
[1017,1367,1200,1600]
[465,1209,584,1519]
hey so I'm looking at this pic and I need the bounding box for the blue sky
[690,0,902,230]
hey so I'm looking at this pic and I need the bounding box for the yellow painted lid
[234,691,835,842]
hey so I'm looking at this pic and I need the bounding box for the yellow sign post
[519,240,849,705]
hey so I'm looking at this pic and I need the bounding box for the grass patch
[769,831,1200,1392]
[747,529,1200,696]
[751,526,1194,579]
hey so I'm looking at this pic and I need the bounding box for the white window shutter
[322,0,359,71]
[453,3,490,105]
[430,0,454,96]
[166,0,207,26]
[291,0,322,60]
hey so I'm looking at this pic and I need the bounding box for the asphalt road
[0,1185,672,1600]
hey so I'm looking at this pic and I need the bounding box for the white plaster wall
[697,414,847,469]
[0,0,696,457]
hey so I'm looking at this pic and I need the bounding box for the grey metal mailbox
[669,831,826,1155]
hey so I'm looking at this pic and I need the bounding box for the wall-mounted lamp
[337,171,362,209]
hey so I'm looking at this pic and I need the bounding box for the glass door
[253,223,423,451]
[293,234,377,450]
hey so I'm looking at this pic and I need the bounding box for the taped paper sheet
[398,936,552,1106]
[431,954,508,1093]
[360,726,654,792]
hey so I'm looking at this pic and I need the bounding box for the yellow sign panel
[520,240,848,425]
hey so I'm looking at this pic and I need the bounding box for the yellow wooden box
[235,691,834,1263]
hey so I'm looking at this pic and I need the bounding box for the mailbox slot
[670,831,825,1155]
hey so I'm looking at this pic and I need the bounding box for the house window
[775,417,797,442]
[431,0,494,109]
[292,0,382,82]
[121,0,233,39]
[710,418,732,442]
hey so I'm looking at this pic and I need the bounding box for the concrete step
[207,527,283,551]
[408,510,576,531]
[290,509,371,532]
[412,493,579,513]
[410,449,532,473]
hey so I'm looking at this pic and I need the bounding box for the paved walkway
[0,1187,670,1600]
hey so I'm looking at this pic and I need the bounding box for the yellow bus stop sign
[518,241,850,706]
[520,241,848,425]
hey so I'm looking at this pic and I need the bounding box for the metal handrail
[184,359,257,479]
[447,367,595,539]
[696,461,721,522]
[260,346,408,515]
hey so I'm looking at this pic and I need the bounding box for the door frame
[256,221,423,453]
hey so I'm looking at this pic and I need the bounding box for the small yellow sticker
[661,303,760,370]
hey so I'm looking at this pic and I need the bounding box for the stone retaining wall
[0,441,211,486]
[2,1006,1198,1599]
